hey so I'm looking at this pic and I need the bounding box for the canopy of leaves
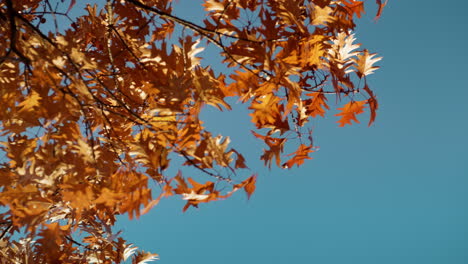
[0,0,384,262]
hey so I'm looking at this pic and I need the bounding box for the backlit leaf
[353,49,382,77]
[335,100,367,127]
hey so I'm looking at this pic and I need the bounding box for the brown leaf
[375,0,388,21]
[363,84,379,126]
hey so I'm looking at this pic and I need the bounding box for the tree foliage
[0,0,385,262]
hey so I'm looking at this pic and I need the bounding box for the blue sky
[113,1,468,263]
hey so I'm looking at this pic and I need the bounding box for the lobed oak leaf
[123,244,138,261]
[305,91,330,118]
[134,251,159,264]
[227,70,260,99]
[272,0,308,34]
[282,144,314,169]
[204,134,234,167]
[252,131,286,168]
[70,48,97,70]
[310,5,333,26]
[284,35,326,68]
[327,32,361,76]
[328,31,360,63]
[36,223,71,262]
[187,177,215,194]
[249,93,282,126]
[281,50,300,65]
[173,172,189,193]
[230,174,257,200]
[335,100,366,127]
[94,188,124,207]
[233,150,248,169]
[183,37,205,70]
[174,173,219,211]
[353,49,382,78]
[60,184,94,220]
[343,0,365,18]
[203,0,225,12]
[72,138,100,163]
[18,91,41,113]
[193,67,231,111]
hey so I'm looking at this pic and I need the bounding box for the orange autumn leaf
[305,91,330,117]
[343,0,365,18]
[249,93,282,126]
[174,172,221,211]
[252,131,287,168]
[282,144,314,169]
[335,100,367,127]
[235,175,257,200]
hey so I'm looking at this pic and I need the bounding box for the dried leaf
[353,49,382,77]
[18,91,41,113]
[343,0,365,18]
[282,144,314,169]
[363,84,379,126]
[375,0,388,20]
[311,5,333,25]
[335,100,367,127]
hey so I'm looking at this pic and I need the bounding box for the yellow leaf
[249,93,282,126]
[18,91,41,113]
[311,5,333,25]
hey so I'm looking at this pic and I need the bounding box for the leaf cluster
[0,0,385,262]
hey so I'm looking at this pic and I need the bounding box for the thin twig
[0,222,12,240]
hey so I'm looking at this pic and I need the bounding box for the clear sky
[114,1,468,263]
